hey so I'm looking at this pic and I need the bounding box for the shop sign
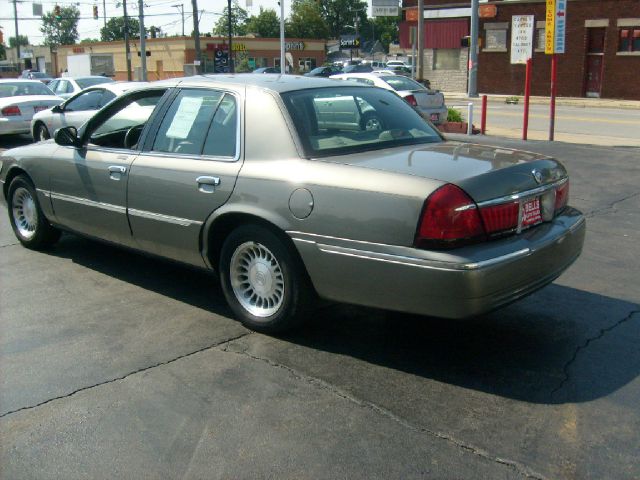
[406,8,418,22]
[479,4,497,19]
[285,41,305,50]
[339,35,361,50]
[72,47,85,54]
[511,15,534,64]
[372,0,398,17]
[545,0,567,54]
[232,43,247,52]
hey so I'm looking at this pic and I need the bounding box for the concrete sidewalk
[442,92,640,110]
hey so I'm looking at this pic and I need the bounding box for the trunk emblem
[532,169,543,184]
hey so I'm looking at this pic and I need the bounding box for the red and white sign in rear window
[521,197,542,228]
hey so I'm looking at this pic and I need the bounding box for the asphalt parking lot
[1,134,639,479]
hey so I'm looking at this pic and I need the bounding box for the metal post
[468,0,479,97]
[190,0,201,73]
[481,94,487,134]
[173,4,185,36]
[417,0,423,81]
[549,53,557,141]
[523,57,532,141]
[279,0,285,74]
[12,0,20,66]
[138,0,147,81]
[467,102,473,135]
[227,0,233,72]
[103,0,107,28]
[411,39,416,80]
[123,0,132,81]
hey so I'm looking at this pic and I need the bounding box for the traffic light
[93,5,99,19]
[54,5,61,19]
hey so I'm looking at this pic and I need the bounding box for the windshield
[77,77,114,89]
[380,76,425,92]
[29,72,50,78]
[0,82,55,97]
[281,86,442,158]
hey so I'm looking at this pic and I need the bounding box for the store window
[484,23,508,52]
[535,25,546,51]
[433,49,460,70]
[297,57,317,73]
[619,28,640,52]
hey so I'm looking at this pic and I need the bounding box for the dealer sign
[510,15,535,64]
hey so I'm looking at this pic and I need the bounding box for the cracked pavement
[1,136,639,479]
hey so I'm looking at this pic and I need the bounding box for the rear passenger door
[127,88,243,267]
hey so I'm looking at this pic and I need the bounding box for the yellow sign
[545,0,555,54]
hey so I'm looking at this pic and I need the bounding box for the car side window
[65,81,75,94]
[152,89,226,156]
[49,80,59,92]
[99,90,116,107]
[65,90,103,112]
[202,94,237,157]
[349,77,375,86]
[54,80,68,95]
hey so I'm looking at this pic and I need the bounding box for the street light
[172,4,184,36]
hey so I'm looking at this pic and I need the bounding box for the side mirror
[51,104,63,113]
[54,126,79,147]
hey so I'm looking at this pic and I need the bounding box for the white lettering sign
[510,15,535,64]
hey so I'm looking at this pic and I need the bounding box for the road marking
[485,110,640,125]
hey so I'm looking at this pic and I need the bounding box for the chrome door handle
[196,176,220,193]
[108,165,127,181]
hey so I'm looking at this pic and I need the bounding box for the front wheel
[219,225,312,333]
[361,112,384,132]
[7,175,61,249]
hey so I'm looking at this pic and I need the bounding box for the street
[1,134,639,479]
[448,99,640,147]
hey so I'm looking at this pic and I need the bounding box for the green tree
[80,38,101,44]
[319,0,368,39]
[245,8,280,38]
[213,1,249,37]
[100,16,142,42]
[371,15,399,51]
[9,35,29,48]
[40,5,80,46]
[286,0,329,39]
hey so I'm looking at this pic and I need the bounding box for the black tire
[7,175,61,250]
[360,112,384,132]
[34,122,50,142]
[219,224,313,333]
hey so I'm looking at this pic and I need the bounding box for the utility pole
[468,0,479,97]
[12,0,20,66]
[122,0,132,80]
[191,0,201,73]
[227,0,233,72]
[103,0,107,28]
[417,0,423,81]
[172,4,184,36]
[279,0,285,74]
[138,0,147,81]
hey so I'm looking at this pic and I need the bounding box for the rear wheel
[7,175,61,249]
[361,112,384,132]
[219,224,312,333]
[34,123,50,142]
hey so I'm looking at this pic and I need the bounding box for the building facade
[56,36,327,80]
[400,0,640,99]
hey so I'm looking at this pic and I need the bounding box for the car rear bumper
[417,106,448,125]
[0,117,31,135]
[290,207,586,319]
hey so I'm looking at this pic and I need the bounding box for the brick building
[400,0,640,100]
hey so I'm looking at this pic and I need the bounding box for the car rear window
[0,82,54,97]
[76,77,115,89]
[380,76,424,92]
[281,86,442,158]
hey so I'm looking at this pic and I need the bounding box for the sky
[0,0,307,46]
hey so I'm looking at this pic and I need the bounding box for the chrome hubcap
[12,187,37,240]
[230,241,285,318]
[365,117,382,131]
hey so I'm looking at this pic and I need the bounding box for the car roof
[145,74,368,94]
[0,79,50,84]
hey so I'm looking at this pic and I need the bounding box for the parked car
[331,72,447,124]
[252,67,280,74]
[31,81,146,141]
[304,65,343,77]
[19,70,53,84]
[0,80,62,136]
[1,75,585,334]
[47,76,115,99]
[343,64,374,74]
[386,60,409,68]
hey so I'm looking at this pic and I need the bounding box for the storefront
[56,36,327,80]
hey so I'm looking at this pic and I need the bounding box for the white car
[330,72,447,125]
[0,80,62,136]
[31,81,146,141]
[48,76,115,99]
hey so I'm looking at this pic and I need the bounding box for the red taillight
[404,94,418,107]
[1,105,21,116]
[555,180,569,212]
[415,184,485,249]
[479,201,519,234]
